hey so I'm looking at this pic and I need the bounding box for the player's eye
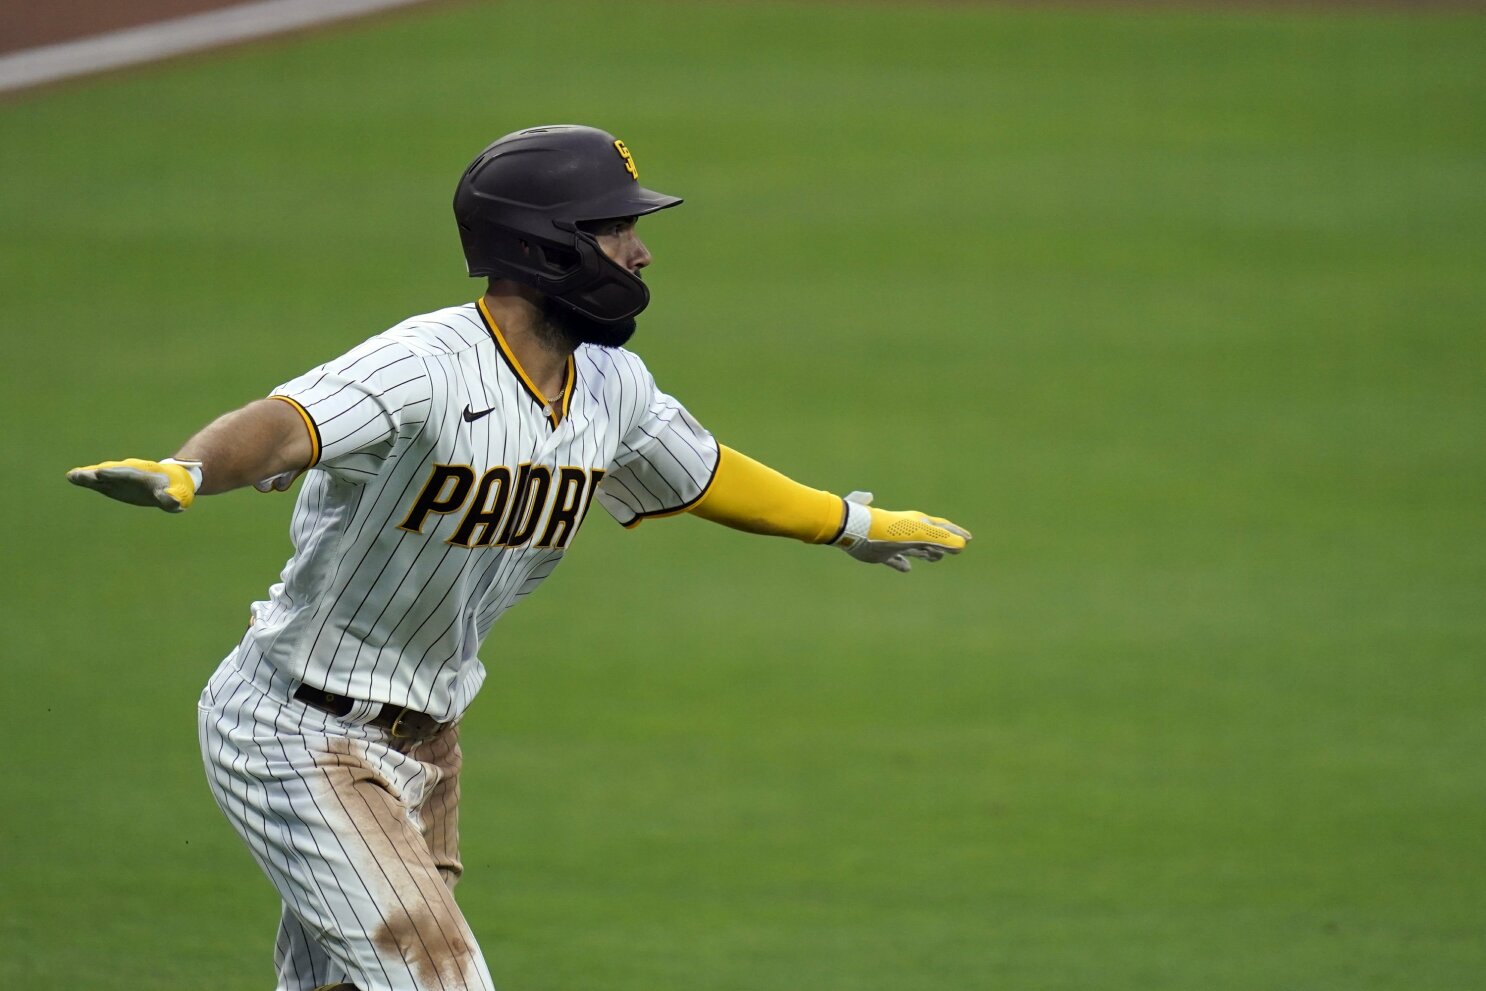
[578,217,635,237]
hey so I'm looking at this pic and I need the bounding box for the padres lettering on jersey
[240,302,718,722]
[398,463,606,549]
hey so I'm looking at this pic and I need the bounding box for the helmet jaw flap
[455,219,652,325]
[544,223,654,324]
[453,125,682,325]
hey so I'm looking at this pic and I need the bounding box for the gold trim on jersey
[620,443,723,529]
[553,360,574,422]
[268,394,321,467]
[476,297,574,428]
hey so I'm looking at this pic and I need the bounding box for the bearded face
[541,294,638,350]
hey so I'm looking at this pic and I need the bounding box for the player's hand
[831,491,971,572]
[66,458,202,512]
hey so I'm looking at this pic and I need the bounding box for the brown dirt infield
[0,0,254,55]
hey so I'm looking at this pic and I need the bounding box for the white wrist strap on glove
[160,458,204,492]
[830,490,970,573]
[834,494,874,549]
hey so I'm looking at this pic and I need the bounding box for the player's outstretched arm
[687,446,971,572]
[67,398,314,512]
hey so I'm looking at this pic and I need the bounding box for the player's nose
[626,232,651,273]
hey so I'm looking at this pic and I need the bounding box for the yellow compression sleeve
[688,446,847,544]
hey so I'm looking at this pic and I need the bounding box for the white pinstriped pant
[198,648,496,991]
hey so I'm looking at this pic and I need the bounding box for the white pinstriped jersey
[243,299,718,722]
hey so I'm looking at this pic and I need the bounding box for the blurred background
[2,1,1482,988]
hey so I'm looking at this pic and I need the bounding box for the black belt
[293,684,449,743]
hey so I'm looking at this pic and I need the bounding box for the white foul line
[0,0,434,95]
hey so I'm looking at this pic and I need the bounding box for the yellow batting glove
[66,458,203,513]
[831,490,971,572]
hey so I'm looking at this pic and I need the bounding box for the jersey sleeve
[596,369,721,527]
[269,337,432,480]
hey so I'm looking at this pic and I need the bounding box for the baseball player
[67,125,970,991]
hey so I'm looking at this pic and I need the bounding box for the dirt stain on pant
[372,898,475,990]
[311,731,481,989]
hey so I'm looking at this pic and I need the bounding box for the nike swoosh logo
[463,404,496,423]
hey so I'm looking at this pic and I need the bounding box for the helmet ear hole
[537,243,579,272]
[514,240,577,272]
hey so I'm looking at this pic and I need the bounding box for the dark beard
[540,296,637,350]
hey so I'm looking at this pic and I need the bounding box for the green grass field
[3,2,1483,988]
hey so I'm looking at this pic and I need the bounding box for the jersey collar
[476,297,574,428]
